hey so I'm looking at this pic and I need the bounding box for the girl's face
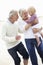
[28,7,36,16]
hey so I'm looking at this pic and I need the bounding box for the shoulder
[18,18,26,26]
[2,20,9,29]
[31,14,37,19]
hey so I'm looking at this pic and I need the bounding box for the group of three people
[2,7,43,65]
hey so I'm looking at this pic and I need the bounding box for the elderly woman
[19,9,43,65]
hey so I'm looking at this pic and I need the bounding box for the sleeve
[2,24,17,43]
[28,15,36,22]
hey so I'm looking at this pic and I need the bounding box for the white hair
[19,9,26,17]
[9,10,17,17]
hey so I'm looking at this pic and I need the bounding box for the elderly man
[2,10,29,65]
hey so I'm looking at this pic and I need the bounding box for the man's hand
[16,35,21,40]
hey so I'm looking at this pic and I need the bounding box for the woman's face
[22,11,28,20]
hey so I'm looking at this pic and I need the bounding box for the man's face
[10,13,19,23]
[22,11,28,20]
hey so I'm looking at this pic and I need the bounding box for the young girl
[27,6,43,46]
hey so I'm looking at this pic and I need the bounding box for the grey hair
[19,9,23,17]
[19,9,26,17]
[9,10,17,17]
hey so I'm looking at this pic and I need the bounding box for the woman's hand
[25,23,31,30]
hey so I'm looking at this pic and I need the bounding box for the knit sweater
[2,20,22,49]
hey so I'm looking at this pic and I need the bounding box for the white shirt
[2,20,22,49]
[32,23,42,37]
[18,19,35,39]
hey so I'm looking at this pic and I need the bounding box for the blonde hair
[28,7,36,15]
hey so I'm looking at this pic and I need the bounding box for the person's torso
[18,19,35,39]
[6,20,19,37]
[4,20,21,49]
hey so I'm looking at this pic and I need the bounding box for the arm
[27,15,36,23]
[2,25,17,43]
[25,18,39,30]
[18,23,31,32]
[30,18,39,26]
[18,18,38,31]
[32,27,42,34]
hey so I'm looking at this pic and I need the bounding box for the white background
[0,0,43,20]
[0,0,43,65]
[0,0,43,26]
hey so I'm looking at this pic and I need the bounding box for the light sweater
[2,20,22,49]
